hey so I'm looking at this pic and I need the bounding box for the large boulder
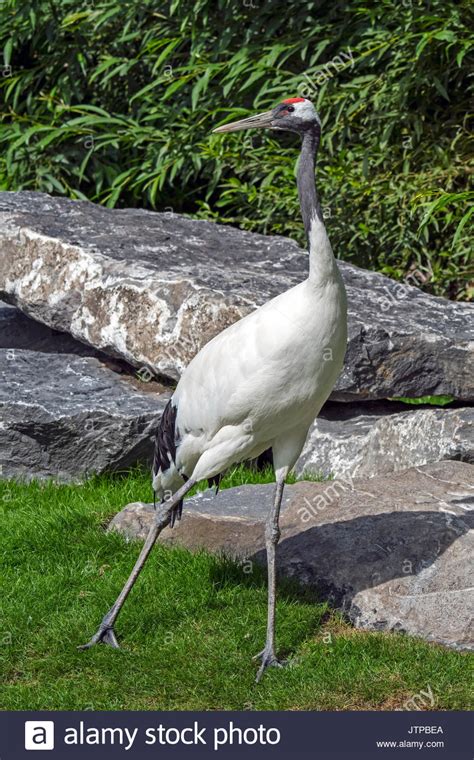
[1,191,472,401]
[0,349,167,481]
[297,401,474,479]
[110,461,474,650]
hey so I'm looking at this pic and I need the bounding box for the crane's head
[212,97,321,136]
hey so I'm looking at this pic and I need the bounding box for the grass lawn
[0,467,470,711]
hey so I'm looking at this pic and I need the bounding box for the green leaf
[61,11,94,28]
[452,206,474,248]
[191,69,211,111]
[3,38,13,66]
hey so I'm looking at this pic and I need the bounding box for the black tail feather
[153,399,178,476]
[153,399,184,527]
[207,473,223,494]
[169,498,183,528]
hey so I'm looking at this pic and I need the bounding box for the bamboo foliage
[0,0,472,298]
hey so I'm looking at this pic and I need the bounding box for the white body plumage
[153,215,347,498]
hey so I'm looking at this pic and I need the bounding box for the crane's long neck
[297,127,335,282]
[297,127,321,238]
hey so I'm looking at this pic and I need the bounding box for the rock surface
[0,349,167,481]
[297,401,474,479]
[1,191,472,401]
[0,299,106,357]
[110,461,474,650]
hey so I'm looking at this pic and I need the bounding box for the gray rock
[0,349,167,481]
[1,191,472,401]
[296,401,474,479]
[110,461,474,649]
[0,299,105,357]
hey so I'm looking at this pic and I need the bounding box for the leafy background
[0,0,472,299]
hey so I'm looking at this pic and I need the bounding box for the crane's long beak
[212,110,274,133]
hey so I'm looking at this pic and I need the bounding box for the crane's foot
[253,648,286,682]
[78,616,120,651]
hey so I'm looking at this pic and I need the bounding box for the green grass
[0,468,470,711]
[388,395,456,407]
[194,461,326,492]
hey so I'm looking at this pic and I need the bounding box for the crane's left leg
[254,465,288,682]
[78,478,196,650]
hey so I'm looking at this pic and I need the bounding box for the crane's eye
[286,105,295,113]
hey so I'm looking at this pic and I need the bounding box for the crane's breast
[174,277,347,440]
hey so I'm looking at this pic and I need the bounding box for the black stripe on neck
[297,126,321,245]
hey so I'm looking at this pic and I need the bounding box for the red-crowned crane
[80,97,348,681]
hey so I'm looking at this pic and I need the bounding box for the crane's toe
[78,624,120,651]
[254,648,286,682]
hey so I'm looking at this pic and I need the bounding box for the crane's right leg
[254,466,288,682]
[78,478,196,650]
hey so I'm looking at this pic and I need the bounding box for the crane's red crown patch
[282,97,306,104]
